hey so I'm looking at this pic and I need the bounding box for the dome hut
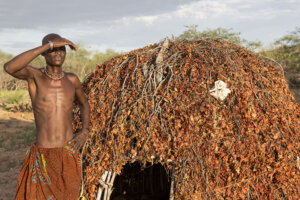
[73,38,300,200]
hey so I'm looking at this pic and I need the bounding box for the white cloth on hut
[209,80,231,101]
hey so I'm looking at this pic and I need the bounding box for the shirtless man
[4,33,90,200]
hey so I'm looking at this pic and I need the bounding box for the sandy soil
[0,108,34,200]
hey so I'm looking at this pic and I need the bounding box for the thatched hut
[73,38,300,200]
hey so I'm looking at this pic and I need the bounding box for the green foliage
[92,49,119,64]
[177,25,262,51]
[260,27,300,88]
[274,27,300,46]
[0,51,17,90]
[177,25,200,40]
[261,27,300,71]
[0,89,30,104]
[261,45,300,71]
[64,45,119,81]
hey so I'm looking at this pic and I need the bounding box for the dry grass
[0,89,30,105]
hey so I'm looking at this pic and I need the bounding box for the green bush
[0,89,30,104]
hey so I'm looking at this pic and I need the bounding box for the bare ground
[0,108,34,200]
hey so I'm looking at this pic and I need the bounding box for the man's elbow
[3,63,8,73]
[3,63,13,74]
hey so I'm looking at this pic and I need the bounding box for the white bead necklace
[44,67,64,80]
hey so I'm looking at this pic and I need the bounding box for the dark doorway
[111,162,171,200]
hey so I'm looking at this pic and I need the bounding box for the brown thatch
[73,38,300,199]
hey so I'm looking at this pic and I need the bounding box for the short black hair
[42,33,62,45]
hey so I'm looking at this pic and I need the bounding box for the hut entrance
[111,162,171,200]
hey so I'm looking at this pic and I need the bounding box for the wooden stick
[103,171,110,200]
[169,166,175,200]
[107,171,117,199]
[96,171,109,200]
[96,170,117,200]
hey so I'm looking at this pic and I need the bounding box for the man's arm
[4,38,76,80]
[3,44,51,80]
[68,74,90,151]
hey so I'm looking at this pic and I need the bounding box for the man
[4,33,90,200]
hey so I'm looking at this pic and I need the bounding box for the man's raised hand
[50,37,77,51]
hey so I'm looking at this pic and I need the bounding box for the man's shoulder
[65,72,81,86]
[65,72,79,80]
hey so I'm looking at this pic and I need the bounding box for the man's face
[43,46,66,67]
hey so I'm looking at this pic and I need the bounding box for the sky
[0,0,299,55]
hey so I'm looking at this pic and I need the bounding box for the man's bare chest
[29,75,76,104]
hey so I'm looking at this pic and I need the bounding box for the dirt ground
[0,108,34,200]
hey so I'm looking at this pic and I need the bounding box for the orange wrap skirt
[15,144,82,200]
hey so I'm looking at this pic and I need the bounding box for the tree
[91,49,119,64]
[64,44,119,81]
[260,27,300,93]
[274,27,300,47]
[177,25,262,51]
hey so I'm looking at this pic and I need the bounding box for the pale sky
[0,0,299,55]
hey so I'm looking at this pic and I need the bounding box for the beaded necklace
[44,67,64,80]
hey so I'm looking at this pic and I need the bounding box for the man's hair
[42,33,62,45]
